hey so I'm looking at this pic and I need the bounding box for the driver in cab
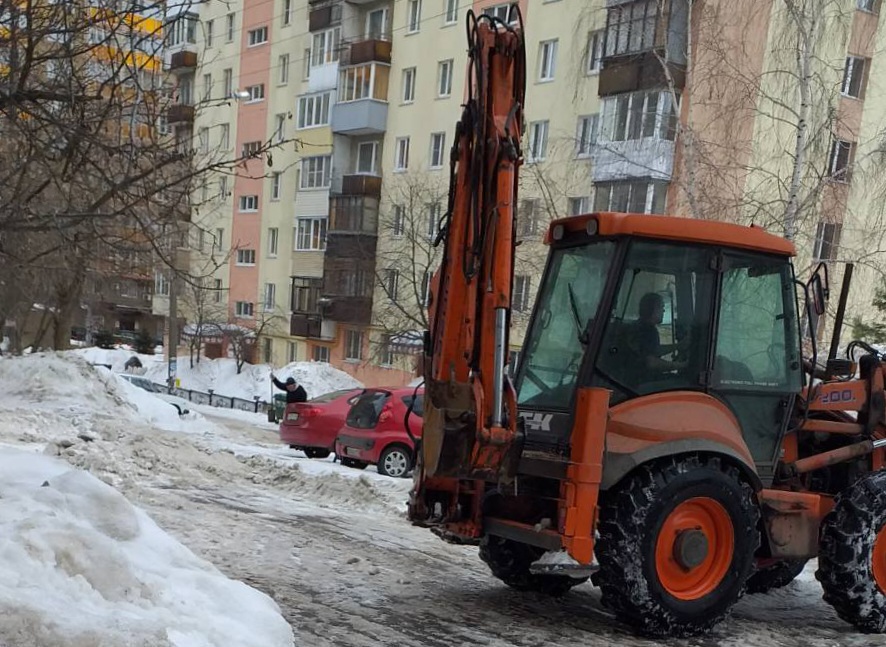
[632,292,688,374]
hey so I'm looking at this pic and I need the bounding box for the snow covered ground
[72,347,363,401]
[1,351,884,647]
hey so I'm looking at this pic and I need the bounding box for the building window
[242,141,262,158]
[248,26,268,46]
[295,217,328,251]
[402,67,416,103]
[167,13,197,46]
[513,275,531,312]
[429,133,446,169]
[857,0,877,12]
[205,19,214,47]
[223,68,232,97]
[246,84,265,102]
[235,301,254,318]
[220,123,230,149]
[379,334,395,367]
[311,27,341,66]
[270,173,282,200]
[279,54,290,85]
[288,342,297,363]
[283,0,293,25]
[484,3,517,24]
[594,180,668,214]
[366,7,389,39]
[338,63,390,102]
[264,283,276,310]
[538,39,558,81]
[297,92,332,129]
[600,90,678,142]
[303,48,312,79]
[395,137,410,171]
[569,196,591,215]
[342,270,369,296]
[605,0,658,58]
[829,139,854,181]
[202,73,212,101]
[214,228,225,252]
[213,279,223,303]
[274,114,286,143]
[345,330,363,361]
[236,249,256,265]
[262,338,272,363]
[268,227,279,256]
[155,271,170,296]
[218,176,228,201]
[813,221,842,262]
[577,114,598,157]
[445,0,459,23]
[587,30,603,74]
[357,141,379,174]
[528,121,549,162]
[420,271,432,306]
[385,269,400,300]
[842,56,867,99]
[225,13,234,42]
[197,127,209,154]
[519,199,539,235]
[426,203,441,239]
[407,0,422,33]
[312,345,330,363]
[392,205,405,237]
[239,195,259,212]
[300,155,332,189]
[437,59,453,97]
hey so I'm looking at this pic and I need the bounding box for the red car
[279,388,363,458]
[335,387,424,477]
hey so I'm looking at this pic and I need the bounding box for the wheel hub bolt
[673,529,709,569]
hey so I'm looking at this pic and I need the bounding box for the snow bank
[0,449,294,647]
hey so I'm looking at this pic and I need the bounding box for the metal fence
[167,385,273,414]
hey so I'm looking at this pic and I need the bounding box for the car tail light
[301,406,322,418]
[378,403,393,423]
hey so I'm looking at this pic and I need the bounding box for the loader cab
[514,213,802,476]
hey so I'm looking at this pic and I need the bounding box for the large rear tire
[817,470,886,632]
[479,535,587,597]
[746,559,807,594]
[304,448,331,459]
[593,455,759,637]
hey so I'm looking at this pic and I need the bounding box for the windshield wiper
[567,282,589,346]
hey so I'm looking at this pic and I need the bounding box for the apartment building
[187,0,886,385]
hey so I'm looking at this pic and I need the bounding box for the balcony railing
[341,174,382,196]
[167,103,195,124]
[329,195,379,233]
[168,49,197,73]
[341,38,392,66]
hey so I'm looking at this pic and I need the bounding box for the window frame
[247,26,268,47]
[395,137,410,171]
[300,155,332,189]
[236,249,256,265]
[538,39,558,81]
[295,216,328,251]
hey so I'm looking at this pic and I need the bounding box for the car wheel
[378,445,412,478]
[304,448,331,459]
[341,457,368,470]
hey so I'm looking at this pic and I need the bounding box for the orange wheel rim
[655,497,734,601]
[872,525,886,593]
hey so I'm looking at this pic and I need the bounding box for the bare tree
[227,310,281,374]
[0,0,299,350]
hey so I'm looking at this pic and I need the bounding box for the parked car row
[278,386,424,478]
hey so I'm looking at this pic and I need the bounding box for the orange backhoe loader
[407,10,886,637]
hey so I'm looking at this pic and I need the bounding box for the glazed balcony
[330,62,389,136]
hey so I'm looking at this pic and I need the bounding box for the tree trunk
[52,269,85,351]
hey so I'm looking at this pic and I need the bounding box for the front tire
[479,535,586,597]
[593,455,759,637]
[817,470,886,632]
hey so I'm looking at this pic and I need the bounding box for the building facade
[185,0,886,386]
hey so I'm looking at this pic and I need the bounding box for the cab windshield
[515,241,616,409]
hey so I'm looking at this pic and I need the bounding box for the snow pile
[74,347,164,374]
[0,449,294,647]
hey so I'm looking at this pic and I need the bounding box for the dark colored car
[279,388,363,458]
[335,387,424,477]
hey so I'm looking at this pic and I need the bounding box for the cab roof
[546,212,796,257]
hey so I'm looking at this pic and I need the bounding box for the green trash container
[268,393,287,423]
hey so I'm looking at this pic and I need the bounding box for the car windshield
[346,391,390,428]
[515,241,616,410]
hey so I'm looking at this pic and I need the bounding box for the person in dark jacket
[271,374,308,403]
